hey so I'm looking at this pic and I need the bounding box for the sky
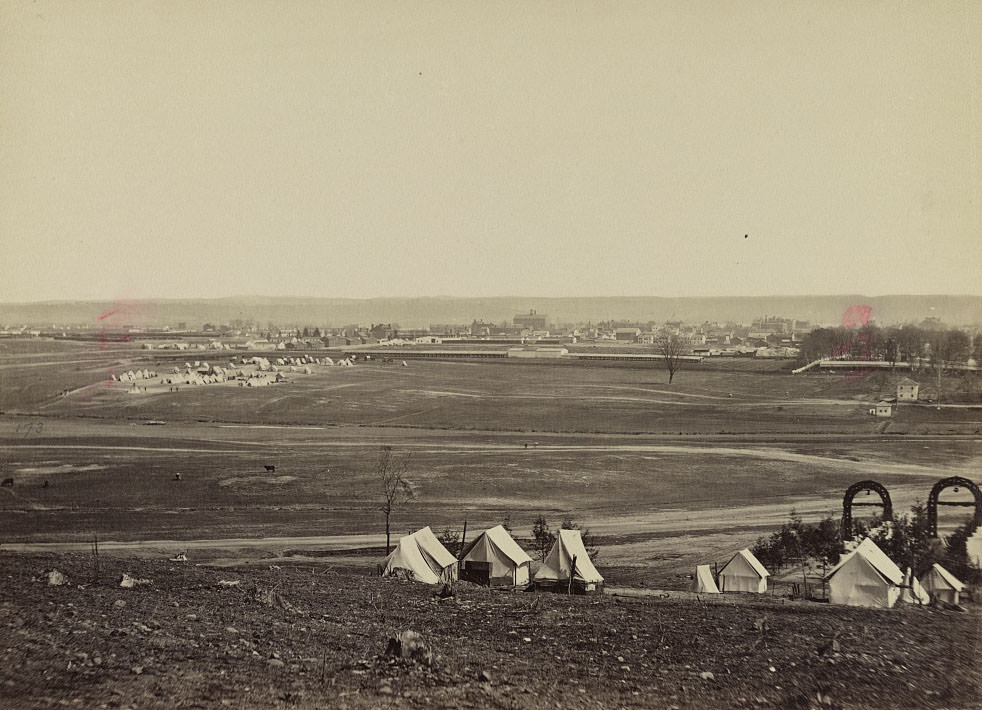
[1,0,980,302]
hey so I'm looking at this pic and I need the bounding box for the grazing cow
[1,478,13,487]
[264,465,276,472]
[42,480,50,488]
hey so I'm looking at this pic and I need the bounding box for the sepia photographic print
[1,1,980,708]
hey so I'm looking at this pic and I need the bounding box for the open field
[2,338,981,587]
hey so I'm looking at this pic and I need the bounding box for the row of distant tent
[380,525,605,594]
[691,538,967,608]
[116,370,158,382]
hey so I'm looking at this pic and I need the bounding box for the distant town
[2,308,979,368]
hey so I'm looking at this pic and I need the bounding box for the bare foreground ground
[2,341,981,708]
[2,553,980,710]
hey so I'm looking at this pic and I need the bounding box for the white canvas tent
[900,567,930,605]
[691,564,720,594]
[533,529,603,593]
[717,549,769,593]
[824,538,903,608]
[458,525,532,587]
[379,527,458,585]
[919,563,965,605]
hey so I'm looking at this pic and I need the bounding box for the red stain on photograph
[93,301,142,393]
[840,304,872,329]
[838,304,874,380]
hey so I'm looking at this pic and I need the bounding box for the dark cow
[264,465,276,472]
[1,478,13,487]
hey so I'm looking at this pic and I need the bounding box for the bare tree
[377,446,415,554]
[656,333,689,384]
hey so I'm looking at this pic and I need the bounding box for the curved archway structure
[841,480,893,540]
[927,476,982,538]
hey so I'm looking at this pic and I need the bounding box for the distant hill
[1,295,980,328]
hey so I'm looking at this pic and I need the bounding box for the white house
[896,377,919,401]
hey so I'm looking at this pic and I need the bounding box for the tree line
[797,324,978,366]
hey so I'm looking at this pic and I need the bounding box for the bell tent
[379,527,458,585]
[717,549,770,593]
[824,538,903,608]
[919,563,966,605]
[533,529,603,594]
[458,525,532,587]
[691,564,721,594]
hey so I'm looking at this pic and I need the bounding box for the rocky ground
[1,553,979,710]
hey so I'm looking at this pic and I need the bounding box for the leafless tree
[378,446,416,554]
[656,333,689,384]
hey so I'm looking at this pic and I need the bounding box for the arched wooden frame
[842,480,893,540]
[927,476,982,538]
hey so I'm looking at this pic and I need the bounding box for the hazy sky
[1,1,979,302]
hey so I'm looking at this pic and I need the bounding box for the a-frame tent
[824,537,903,608]
[379,526,459,585]
[691,564,721,594]
[900,567,930,605]
[533,529,603,594]
[458,525,533,587]
[919,562,966,605]
[717,549,770,593]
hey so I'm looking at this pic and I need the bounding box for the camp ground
[533,529,604,594]
[691,564,720,594]
[458,525,533,587]
[379,527,458,585]
[717,548,769,593]
[919,563,966,605]
[824,538,904,608]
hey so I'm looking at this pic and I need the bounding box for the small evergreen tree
[437,526,462,557]
[531,515,555,562]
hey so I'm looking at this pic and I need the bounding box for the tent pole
[459,520,467,560]
[569,554,577,595]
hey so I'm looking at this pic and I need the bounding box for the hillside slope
[1,553,979,710]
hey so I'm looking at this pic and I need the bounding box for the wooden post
[568,554,577,595]
[459,520,468,560]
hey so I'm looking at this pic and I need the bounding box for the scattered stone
[384,630,433,666]
[523,637,532,643]
[113,600,127,609]
[131,666,144,675]
[817,631,841,656]
[478,670,492,683]
[218,580,240,587]
[379,684,393,695]
[47,570,68,586]
[700,672,715,681]
[119,573,151,589]
[225,627,238,634]
[769,666,777,673]
[267,659,285,668]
